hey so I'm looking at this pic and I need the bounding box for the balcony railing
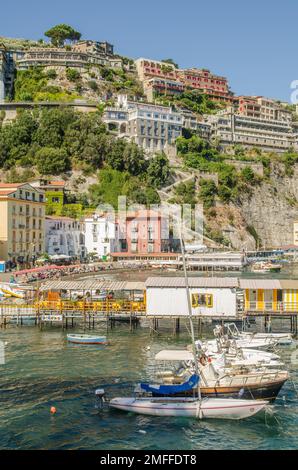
[245,301,298,312]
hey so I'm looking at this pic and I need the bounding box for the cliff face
[239,163,298,248]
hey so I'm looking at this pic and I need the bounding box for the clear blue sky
[1,0,296,102]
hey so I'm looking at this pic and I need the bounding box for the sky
[1,0,297,102]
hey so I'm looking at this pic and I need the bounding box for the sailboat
[107,231,269,420]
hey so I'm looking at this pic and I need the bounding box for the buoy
[50,406,57,414]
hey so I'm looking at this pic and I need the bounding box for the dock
[1,277,298,335]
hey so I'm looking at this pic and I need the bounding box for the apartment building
[135,58,234,103]
[181,109,212,139]
[103,95,183,153]
[178,68,234,103]
[72,40,114,56]
[118,209,169,255]
[207,107,296,153]
[237,96,292,122]
[135,58,178,82]
[144,77,185,101]
[45,216,85,259]
[0,45,15,101]
[84,214,120,259]
[0,183,45,265]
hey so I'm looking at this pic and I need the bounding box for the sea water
[0,324,297,450]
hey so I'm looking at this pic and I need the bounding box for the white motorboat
[225,323,293,346]
[109,396,267,420]
[205,337,277,351]
[196,340,282,367]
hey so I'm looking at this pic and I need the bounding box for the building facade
[0,183,45,265]
[207,107,296,153]
[103,95,183,153]
[135,58,234,103]
[84,214,120,259]
[143,77,185,101]
[0,45,15,102]
[237,96,292,122]
[145,277,240,318]
[45,216,85,259]
[178,68,233,103]
[117,209,169,255]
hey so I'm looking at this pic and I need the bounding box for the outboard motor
[95,388,106,410]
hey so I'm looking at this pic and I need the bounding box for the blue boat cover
[140,375,200,395]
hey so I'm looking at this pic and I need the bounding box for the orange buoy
[50,406,57,414]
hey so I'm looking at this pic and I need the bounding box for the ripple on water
[0,325,298,450]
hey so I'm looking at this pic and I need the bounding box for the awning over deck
[239,279,282,290]
[39,280,145,292]
[154,349,194,361]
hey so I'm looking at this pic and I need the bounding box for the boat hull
[67,335,107,345]
[150,378,287,402]
[109,397,267,420]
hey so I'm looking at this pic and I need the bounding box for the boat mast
[179,228,201,399]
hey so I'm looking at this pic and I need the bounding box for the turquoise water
[0,324,297,450]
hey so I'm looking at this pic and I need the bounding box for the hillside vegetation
[0,107,171,212]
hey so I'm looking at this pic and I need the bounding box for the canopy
[154,349,194,362]
[140,375,199,396]
[15,265,59,275]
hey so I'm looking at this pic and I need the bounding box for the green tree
[241,166,256,184]
[44,24,81,47]
[161,58,178,68]
[146,153,171,188]
[199,179,217,208]
[66,68,81,82]
[35,147,70,174]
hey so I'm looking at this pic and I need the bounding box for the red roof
[0,183,24,188]
[47,181,65,187]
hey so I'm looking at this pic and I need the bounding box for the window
[192,293,213,308]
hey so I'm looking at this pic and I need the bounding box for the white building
[45,216,85,259]
[145,277,240,318]
[103,95,183,154]
[206,107,296,153]
[84,214,120,259]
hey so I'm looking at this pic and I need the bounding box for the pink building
[119,209,169,255]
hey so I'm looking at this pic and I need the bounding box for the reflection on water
[0,324,297,450]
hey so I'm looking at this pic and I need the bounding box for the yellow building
[240,279,298,313]
[0,183,45,265]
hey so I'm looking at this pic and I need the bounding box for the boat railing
[215,370,285,387]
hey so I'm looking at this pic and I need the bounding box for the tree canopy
[44,24,81,47]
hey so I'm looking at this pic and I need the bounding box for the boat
[197,339,281,364]
[109,396,267,420]
[251,261,282,273]
[140,349,288,402]
[67,334,108,345]
[225,323,293,346]
[103,232,269,420]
